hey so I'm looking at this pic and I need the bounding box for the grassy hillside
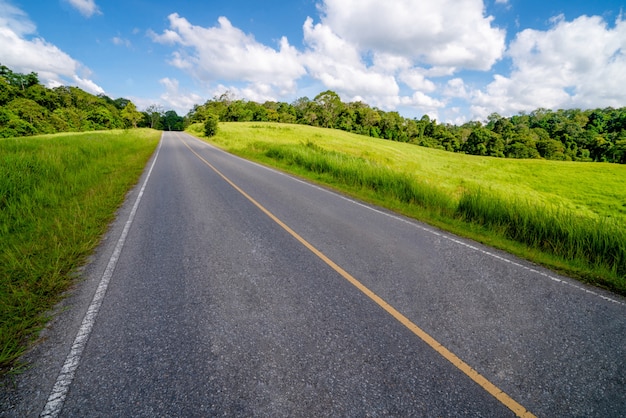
[0,129,160,372]
[188,122,626,294]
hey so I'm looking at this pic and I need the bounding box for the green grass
[0,129,160,373]
[188,122,626,294]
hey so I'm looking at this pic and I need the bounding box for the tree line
[188,90,626,164]
[2,64,625,163]
[0,65,184,137]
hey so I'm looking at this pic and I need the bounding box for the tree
[536,138,565,160]
[431,124,460,151]
[314,90,343,128]
[379,111,404,141]
[0,65,39,90]
[52,107,88,131]
[336,105,356,132]
[121,102,143,128]
[113,97,131,110]
[463,127,503,157]
[353,103,381,137]
[203,113,219,137]
[292,96,317,125]
[25,84,59,111]
[7,98,52,133]
[612,138,626,164]
[0,77,17,105]
[161,110,184,131]
[276,102,296,123]
[145,104,164,129]
[223,100,253,121]
[87,107,114,129]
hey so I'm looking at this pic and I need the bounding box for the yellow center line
[178,133,536,418]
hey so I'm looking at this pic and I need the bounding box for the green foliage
[142,104,164,129]
[0,64,178,137]
[0,129,160,373]
[186,92,626,164]
[121,102,143,128]
[203,113,219,137]
[161,110,184,131]
[0,65,38,90]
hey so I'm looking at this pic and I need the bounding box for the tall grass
[0,129,160,372]
[457,189,626,289]
[264,141,455,215]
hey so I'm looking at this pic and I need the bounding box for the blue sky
[1,0,625,122]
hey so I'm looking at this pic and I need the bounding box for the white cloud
[146,2,625,122]
[399,68,437,93]
[401,91,446,111]
[469,14,626,119]
[64,0,100,18]
[318,0,506,71]
[301,17,400,108]
[444,78,470,99]
[72,74,105,94]
[150,14,306,99]
[112,36,131,48]
[209,83,277,104]
[148,2,506,117]
[0,0,34,35]
[298,0,505,115]
[0,2,104,95]
[159,77,203,115]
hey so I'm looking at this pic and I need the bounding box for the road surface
[2,131,625,417]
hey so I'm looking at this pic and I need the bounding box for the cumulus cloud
[159,77,203,114]
[0,1,104,94]
[300,0,505,114]
[150,13,307,100]
[301,17,401,108]
[401,91,446,113]
[147,1,505,117]
[399,68,437,93]
[147,2,625,122]
[468,14,626,119]
[64,0,100,18]
[318,0,506,71]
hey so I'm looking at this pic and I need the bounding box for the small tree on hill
[204,113,219,137]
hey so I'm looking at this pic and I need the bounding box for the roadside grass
[0,129,160,373]
[188,122,626,295]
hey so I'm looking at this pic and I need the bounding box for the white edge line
[40,137,163,418]
[185,133,625,307]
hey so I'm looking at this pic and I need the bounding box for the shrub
[204,113,219,137]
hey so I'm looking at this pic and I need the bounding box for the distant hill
[187,90,626,164]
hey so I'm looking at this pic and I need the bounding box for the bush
[204,113,219,137]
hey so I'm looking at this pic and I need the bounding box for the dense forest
[189,90,626,164]
[2,65,625,163]
[0,65,184,137]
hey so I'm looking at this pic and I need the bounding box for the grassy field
[0,129,160,373]
[188,122,626,294]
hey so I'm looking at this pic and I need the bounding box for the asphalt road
[2,131,625,417]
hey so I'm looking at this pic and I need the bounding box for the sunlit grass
[0,129,160,373]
